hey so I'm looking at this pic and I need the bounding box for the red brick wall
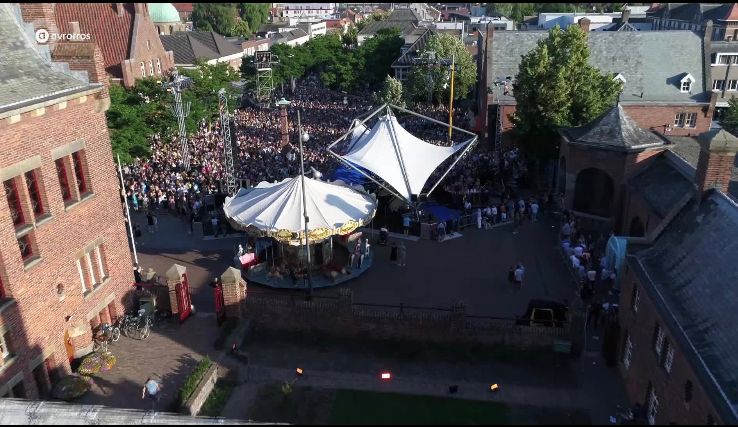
[695,147,737,194]
[618,266,724,425]
[0,93,133,398]
[496,104,712,141]
[124,5,175,87]
[622,105,711,137]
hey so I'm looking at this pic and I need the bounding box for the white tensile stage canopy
[329,104,478,203]
[223,175,377,246]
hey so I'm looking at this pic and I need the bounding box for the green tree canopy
[376,75,405,107]
[192,3,237,35]
[721,97,738,135]
[239,3,270,34]
[406,33,477,103]
[512,25,622,158]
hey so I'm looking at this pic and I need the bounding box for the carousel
[223,174,378,290]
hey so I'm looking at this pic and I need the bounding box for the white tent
[341,113,471,202]
[223,176,377,245]
[349,119,369,146]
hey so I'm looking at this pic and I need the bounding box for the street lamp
[296,110,314,300]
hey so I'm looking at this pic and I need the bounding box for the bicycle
[92,323,118,352]
[124,309,153,340]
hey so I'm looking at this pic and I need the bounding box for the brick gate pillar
[165,264,187,315]
[220,267,247,319]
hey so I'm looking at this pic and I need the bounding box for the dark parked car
[516,299,569,327]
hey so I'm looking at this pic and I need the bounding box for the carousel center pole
[298,110,314,300]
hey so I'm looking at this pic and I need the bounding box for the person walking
[147,212,155,233]
[211,215,219,237]
[530,200,539,222]
[514,263,525,290]
[397,241,406,267]
[141,377,162,411]
[402,215,411,236]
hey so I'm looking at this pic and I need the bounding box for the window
[93,245,108,282]
[146,39,151,50]
[663,343,674,373]
[623,331,633,369]
[654,324,665,356]
[17,234,33,260]
[71,150,89,194]
[156,58,162,74]
[148,60,154,77]
[684,380,693,403]
[674,113,686,128]
[76,259,88,294]
[4,177,25,226]
[681,81,691,92]
[713,79,725,90]
[55,158,72,202]
[674,113,697,128]
[729,80,738,91]
[631,284,640,313]
[140,61,146,77]
[647,387,659,425]
[0,330,14,361]
[24,169,45,217]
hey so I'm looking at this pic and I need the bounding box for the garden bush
[179,356,213,404]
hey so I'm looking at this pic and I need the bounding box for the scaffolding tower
[163,71,193,170]
[218,89,237,196]
[412,50,454,104]
[255,51,279,104]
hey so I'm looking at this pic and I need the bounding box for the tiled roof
[161,31,242,65]
[650,3,730,22]
[386,8,421,23]
[272,28,309,43]
[55,3,135,79]
[488,30,708,104]
[358,20,415,36]
[560,104,666,152]
[0,4,93,113]
[627,155,695,219]
[391,27,434,67]
[725,3,738,20]
[665,134,738,200]
[171,3,193,13]
[628,190,738,423]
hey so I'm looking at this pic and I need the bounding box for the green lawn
[249,384,590,425]
[329,390,509,425]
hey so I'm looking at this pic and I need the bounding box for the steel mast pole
[117,154,138,266]
[448,54,456,142]
[298,110,313,300]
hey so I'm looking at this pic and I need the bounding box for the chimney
[70,21,81,37]
[134,3,148,17]
[51,42,110,110]
[578,17,591,32]
[20,3,59,36]
[621,8,631,24]
[115,3,125,17]
[695,129,738,195]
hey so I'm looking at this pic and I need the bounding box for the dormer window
[681,73,695,93]
[613,73,626,84]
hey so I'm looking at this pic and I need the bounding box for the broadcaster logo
[35,28,91,44]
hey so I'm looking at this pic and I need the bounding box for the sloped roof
[650,3,733,22]
[386,8,421,23]
[628,190,738,423]
[488,30,708,104]
[358,20,415,36]
[171,3,194,13]
[665,135,738,200]
[161,31,242,65]
[627,155,694,219]
[560,104,666,152]
[272,28,309,43]
[55,3,136,79]
[0,3,93,114]
[391,27,434,67]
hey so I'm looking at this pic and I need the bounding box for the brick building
[556,92,738,423]
[0,3,134,398]
[22,3,175,88]
[479,21,716,148]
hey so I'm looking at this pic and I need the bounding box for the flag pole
[117,154,139,266]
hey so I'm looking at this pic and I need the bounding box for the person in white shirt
[573,245,584,258]
[490,205,498,224]
[570,254,580,268]
[514,263,525,287]
[530,202,539,222]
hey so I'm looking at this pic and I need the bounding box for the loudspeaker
[448,385,458,394]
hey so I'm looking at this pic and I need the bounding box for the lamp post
[297,110,313,300]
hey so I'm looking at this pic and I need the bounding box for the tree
[376,76,405,107]
[192,3,237,35]
[239,3,270,34]
[406,33,477,103]
[342,26,358,48]
[486,3,513,17]
[356,28,403,88]
[512,25,622,158]
[231,19,251,38]
[721,97,738,135]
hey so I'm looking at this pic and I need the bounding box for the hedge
[179,356,213,404]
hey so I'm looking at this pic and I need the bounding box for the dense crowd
[121,79,507,218]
